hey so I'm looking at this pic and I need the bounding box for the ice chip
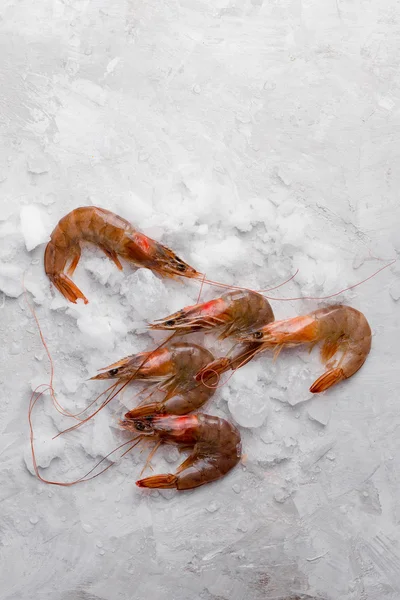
[20,205,50,251]
[228,387,269,428]
[307,399,332,426]
[0,264,24,297]
[27,153,50,174]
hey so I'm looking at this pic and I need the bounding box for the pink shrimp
[44,206,201,304]
[239,305,372,392]
[150,289,274,338]
[91,342,216,417]
[120,413,242,490]
[150,289,275,383]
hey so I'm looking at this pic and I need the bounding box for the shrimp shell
[240,305,372,392]
[44,206,201,304]
[120,413,242,490]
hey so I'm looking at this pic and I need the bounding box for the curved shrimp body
[44,206,201,304]
[241,305,372,392]
[150,289,274,339]
[91,342,216,416]
[120,414,241,490]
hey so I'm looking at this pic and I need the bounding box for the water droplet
[274,488,290,504]
[30,516,39,525]
[237,520,248,532]
[61,516,67,522]
[206,501,220,513]
[99,550,105,556]
[232,484,241,494]
[363,491,369,498]
[10,343,20,355]
[96,541,103,548]
[82,523,93,533]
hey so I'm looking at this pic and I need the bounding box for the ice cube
[307,399,332,426]
[23,435,65,475]
[20,205,50,251]
[0,264,24,297]
[27,153,50,174]
[228,387,269,428]
[120,269,169,321]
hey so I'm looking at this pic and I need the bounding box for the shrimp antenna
[24,285,124,423]
[23,286,87,420]
[28,382,144,486]
[263,258,396,302]
[199,269,299,295]
[54,332,178,437]
[200,259,395,301]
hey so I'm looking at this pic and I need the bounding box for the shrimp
[240,305,372,392]
[150,289,275,384]
[44,206,201,304]
[91,342,216,417]
[120,413,242,490]
[150,289,274,338]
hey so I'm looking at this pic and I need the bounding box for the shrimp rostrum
[240,305,371,392]
[45,206,201,304]
[91,342,216,417]
[150,289,275,380]
[120,414,242,490]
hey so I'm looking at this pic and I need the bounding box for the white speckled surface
[1,2,400,599]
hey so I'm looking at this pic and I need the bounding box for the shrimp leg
[99,246,123,270]
[66,247,82,277]
[240,306,371,393]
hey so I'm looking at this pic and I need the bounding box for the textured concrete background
[1,1,400,599]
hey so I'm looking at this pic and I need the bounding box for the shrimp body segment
[120,414,242,490]
[91,342,216,417]
[150,289,274,339]
[44,206,201,304]
[241,305,371,392]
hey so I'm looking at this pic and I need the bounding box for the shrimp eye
[176,263,186,272]
[165,320,175,327]
[253,331,263,340]
[135,421,146,431]
[109,368,119,376]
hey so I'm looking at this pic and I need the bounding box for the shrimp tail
[195,358,231,382]
[50,274,88,305]
[136,474,178,489]
[310,367,345,393]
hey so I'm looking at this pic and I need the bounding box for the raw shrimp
[91,342,216,417]
[44,206,201,304]
[150,289,274,338]
[149,289,274,384]
[120,413,242,490]
[240,305,372,392]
